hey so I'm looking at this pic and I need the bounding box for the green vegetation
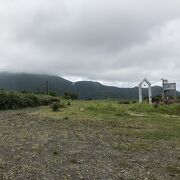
[38,99,180,119]
[51,102,60,112]
[37,100,180,144]
[113,142,153,151]
[1,99,180,178]
[129,102,180,115]
[63,92,78,100]
[0,90,59,110]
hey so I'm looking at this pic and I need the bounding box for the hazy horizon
[0,71,165,89]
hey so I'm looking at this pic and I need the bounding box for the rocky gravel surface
[0,109,180,180]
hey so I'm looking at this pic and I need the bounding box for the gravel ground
[0,109,180,180]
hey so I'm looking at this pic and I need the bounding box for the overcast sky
[0,0,180,88]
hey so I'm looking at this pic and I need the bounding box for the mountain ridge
[0,72,178,100]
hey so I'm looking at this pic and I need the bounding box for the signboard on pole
[163,83,176,91]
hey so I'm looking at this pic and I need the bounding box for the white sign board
[163,83,176,91]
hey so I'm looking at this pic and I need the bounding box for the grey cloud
[0,0,180,88]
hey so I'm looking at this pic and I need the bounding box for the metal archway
[139,78,152,104]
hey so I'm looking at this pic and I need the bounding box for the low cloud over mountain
[0,0,180,87]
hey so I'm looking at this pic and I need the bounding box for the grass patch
[38,100,129,120]
[113,141,152,151]
[116,159,131,168]
[128,103,180,116]
[31,144,40,151]
[166,163,180,174]
[36,100,180,142]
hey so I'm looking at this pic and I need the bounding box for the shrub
[49,91,57,97]
[154,103,159,108]
[0,90,60,110]
[51,102,60,112]
[118,101,130,104]
[59,102,66,108]
[63,92,78,100]
[69,93,78,100]
[131,101,137,104]
[21,90,31,94]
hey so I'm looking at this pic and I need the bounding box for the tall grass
[85,100,180,117]
[129,102,180,115]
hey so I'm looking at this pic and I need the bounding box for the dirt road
[0,109,179,180]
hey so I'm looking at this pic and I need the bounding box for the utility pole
[46,81,49,95]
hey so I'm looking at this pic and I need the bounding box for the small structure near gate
[161,79,176,102]
[139,78,152,104]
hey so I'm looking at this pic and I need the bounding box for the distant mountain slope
[0,73,73,94]
[74,81,166,99]
[0,73,178,99]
